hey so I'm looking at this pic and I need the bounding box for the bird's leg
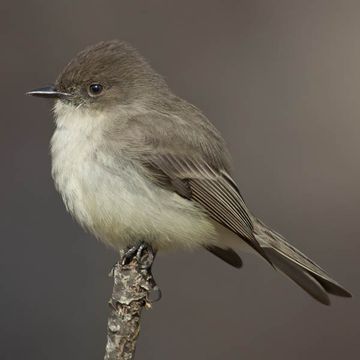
[135,242,156,268]
[121,241,154,266]
[108,243,143,276]
[118,241,161,302]
[137,242,161,302]
[121,243,141,265]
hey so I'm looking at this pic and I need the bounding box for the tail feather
[263,247,330,305]
[253,218,351,304]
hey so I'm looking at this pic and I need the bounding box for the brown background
[1,1,359,359]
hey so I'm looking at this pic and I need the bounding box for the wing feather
[144,154,268,260]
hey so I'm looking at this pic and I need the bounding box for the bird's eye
[88,83,103,97]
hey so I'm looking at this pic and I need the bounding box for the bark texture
[104,248,158,360]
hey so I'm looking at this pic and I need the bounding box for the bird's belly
[52,154,218,250]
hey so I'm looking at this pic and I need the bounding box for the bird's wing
[142,153,267,260]
[105,108,268,261]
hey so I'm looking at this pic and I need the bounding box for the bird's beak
[26,85,70,99]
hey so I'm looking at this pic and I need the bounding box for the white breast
[51,101,218,251]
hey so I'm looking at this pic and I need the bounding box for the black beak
[26,85,70,99]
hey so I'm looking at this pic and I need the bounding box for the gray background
[1,1,359,359]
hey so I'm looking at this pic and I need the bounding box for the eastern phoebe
[28,40,351,305]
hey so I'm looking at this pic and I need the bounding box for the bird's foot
[117,241,161,302]
[121,241,156,269]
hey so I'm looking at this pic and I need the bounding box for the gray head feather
[56,40,169,107]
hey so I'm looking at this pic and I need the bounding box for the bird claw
[121,241,155,269]
[109,242,161,304]
[121,245,138,266]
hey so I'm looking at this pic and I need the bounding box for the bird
[27,40,351,305]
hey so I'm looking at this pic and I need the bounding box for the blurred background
[1,1,359,359]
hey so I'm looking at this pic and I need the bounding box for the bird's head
[27,40,168,110]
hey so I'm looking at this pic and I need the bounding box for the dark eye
[88,83,103,97]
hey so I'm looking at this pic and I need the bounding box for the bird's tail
[252,218,351,305]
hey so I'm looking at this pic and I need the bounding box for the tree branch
[104,247,159,360]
